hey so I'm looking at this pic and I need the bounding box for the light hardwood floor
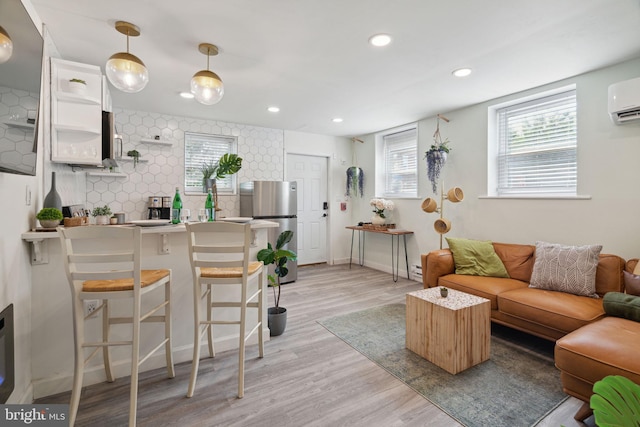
[37,264,594,426]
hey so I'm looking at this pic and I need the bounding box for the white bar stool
[185,221,265,398]
[58,225,175,426]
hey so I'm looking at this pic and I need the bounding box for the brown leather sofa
[422,244,639,421]
[421,242,626,341]
[554,259,640,421]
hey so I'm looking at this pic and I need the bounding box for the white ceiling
[30,0,640,137]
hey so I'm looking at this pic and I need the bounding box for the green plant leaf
[276,230,294,249]
[591,375,640,426]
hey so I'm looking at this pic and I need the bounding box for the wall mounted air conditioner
[608,77,640,124]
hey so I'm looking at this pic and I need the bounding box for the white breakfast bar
[21,220,278,399]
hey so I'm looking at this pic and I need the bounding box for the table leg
[391,235,399,282]
[349,229,355,269]
[358,230,365,266]
[403,234,410,280]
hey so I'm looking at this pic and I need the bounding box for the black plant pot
[268,307,287,336]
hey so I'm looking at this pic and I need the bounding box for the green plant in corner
[256,230,297,310]
[36,207,63,221]
[591,375,640,426]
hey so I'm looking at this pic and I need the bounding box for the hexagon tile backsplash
[85,107,284,221]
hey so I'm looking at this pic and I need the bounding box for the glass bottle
[205,187,215,221]
[171,187,182,224]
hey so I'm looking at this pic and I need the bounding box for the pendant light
[0,26,13,64]
[105,21,148,93]
[191,43,224,105]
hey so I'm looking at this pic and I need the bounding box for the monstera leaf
[591,375,640,426]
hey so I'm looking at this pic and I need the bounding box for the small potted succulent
[440,287,448,298]
[36,207,63,228]
[92,205,112,225]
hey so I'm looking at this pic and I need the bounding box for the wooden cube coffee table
[406,287,490,374]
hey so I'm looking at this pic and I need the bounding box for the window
[184,132,238,194]
[375,125,418,198]
[490,88,577,196]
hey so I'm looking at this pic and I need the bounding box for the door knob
[322,213,327,217]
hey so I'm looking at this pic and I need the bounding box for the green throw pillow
[603,292,640,323]
[445,237,509,278]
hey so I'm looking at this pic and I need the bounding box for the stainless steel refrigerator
[240,181,297,283]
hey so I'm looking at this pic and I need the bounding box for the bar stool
[58,225,175,426]
[185,221,264,398]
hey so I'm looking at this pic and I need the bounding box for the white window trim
[374,123,419,199]
[487,84,586,199]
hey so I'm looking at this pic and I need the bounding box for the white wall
[352,57,640,275]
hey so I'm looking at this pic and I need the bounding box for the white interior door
[287,154,328,265]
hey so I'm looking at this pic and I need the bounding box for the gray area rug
[318,303,567,427]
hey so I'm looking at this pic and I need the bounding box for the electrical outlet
[84,300,99,317]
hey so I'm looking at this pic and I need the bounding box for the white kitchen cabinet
[50,58,103,165]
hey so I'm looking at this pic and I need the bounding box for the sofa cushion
[603,292,640,322]
[492,242,535,283]
[498,287,605,334]
[445,237,509,278]
[624,271,640,296]
[438,274,527,310]
[529,241,602,298]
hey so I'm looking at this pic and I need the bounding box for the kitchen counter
[23,220,278,399]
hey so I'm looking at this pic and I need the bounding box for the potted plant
[68,78,87,95]
[256,230,297,336]
[425,116,451,194]
[127,150,141,168]
[92,205,112,225]
[200,153,243,192]
[36,207,63,228]
[440,287,448,298]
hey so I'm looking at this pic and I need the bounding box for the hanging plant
[346,166,364,198]
[425,115,451,194]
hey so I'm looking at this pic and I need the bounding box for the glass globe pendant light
[105,21,148,93]
[0,26,13,64]
[191,43,224,105]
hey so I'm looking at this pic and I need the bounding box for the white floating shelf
[54,91,101,105]
[86,171,127,178]
[140,138,173,146]
[53,124,101,135]
[3,120,35,131]
[115,157,149,164]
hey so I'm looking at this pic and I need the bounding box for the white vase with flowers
[370,198,395,224]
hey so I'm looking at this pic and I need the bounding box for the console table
[346,226,414,282]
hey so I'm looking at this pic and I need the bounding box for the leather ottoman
[555,316,640,420]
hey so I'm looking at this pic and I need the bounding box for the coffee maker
[147,196,171,220]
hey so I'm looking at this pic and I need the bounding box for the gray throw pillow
[529,241,602,298]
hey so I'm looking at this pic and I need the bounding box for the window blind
[496,90,577,195]
[383,127,417,197]
[184,132,237,193]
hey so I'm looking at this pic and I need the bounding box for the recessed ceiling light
[267,106,280,113]
[180,91,195,99]
[368,34,391,47]
[452,68,472,78]
[332,117,343,123]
